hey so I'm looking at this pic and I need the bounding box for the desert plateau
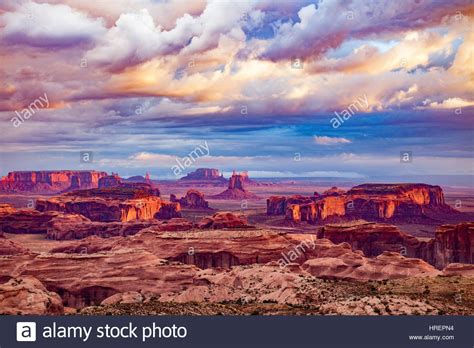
[0,169,472,316]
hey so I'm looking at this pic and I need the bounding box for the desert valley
[0,168,472,316]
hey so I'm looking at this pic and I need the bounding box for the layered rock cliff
[0,170,108,194]
[434,222,473,268]
[268,183,455,224]
[36,185,177,222]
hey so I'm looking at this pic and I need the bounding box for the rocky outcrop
[53,230,354,270]
[0,235,30,255]
[434,222,473,268]
[317,221,432,260]
[170,189,210,209]
[179,168,226,183]
[209,171,258,199]
[441,263,474,277]
[0,170,107,194]
[0,209,60,234]
[46,214,192,240]
[0,250,199,308]
[268,183,456,224]
[302,251,440,281]
[197,212,249,229]
[36,185,178,222]
[98,174,122,188]
[316,221,473,270]
[0,276,64,314]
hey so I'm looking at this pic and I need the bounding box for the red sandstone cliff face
[317,221,433,261]
[0,170,108,194]
[0,209,60,234]
[434,222,473,269]
[35,186,177,223]
[98,174,122,188]
[170,189,210,209]
[268,183,455,224]
[210,172,258,199]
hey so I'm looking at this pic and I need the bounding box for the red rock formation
[46,215,193,241]
[441,263,474,277]
[0,170,107,194]
[209,171,258,199]
[98,174,122,188]
[317,221,432,260]
[268,183,456,224]
[179,168,226,182]
[0,234,29,255]
[4,250,199,307]
[0,276,64,314]
[197,212,249,229]
[302,251,440,281]
[170,189,210,209]
[36,185,177,222]
[56,230,353,269]
[322,186,346,196]
[0,209,60,234]
[434,222,473,268]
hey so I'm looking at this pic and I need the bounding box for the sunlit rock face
[0,170,108,194]
[268,183,454,224]
[35,184,178,223]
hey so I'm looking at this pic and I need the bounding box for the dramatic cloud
[1,1,106,47]
[0,0,473,180]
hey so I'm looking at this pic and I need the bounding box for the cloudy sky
[0,0,472,180]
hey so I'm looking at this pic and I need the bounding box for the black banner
[1,316,472,347]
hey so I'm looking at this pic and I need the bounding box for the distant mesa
[123,172,153,184]
[0,170,108,194]
[268,183,459,224]
[178,168,227,186]
[170,189,210,209]
[209,171,259,200]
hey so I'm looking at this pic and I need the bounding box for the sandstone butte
[0,170,108,194]
[267,183,458,224]
[209,171,259,199]
[35,184,178,222]
[178,168,227,185]
[170,189,210,209]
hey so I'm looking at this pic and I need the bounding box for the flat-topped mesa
[170,189,210,209]
[268,183,455,224]
[179,168,227,183]
[35,184,178,223]
[0,170,108,194]
[209,171,258,200]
